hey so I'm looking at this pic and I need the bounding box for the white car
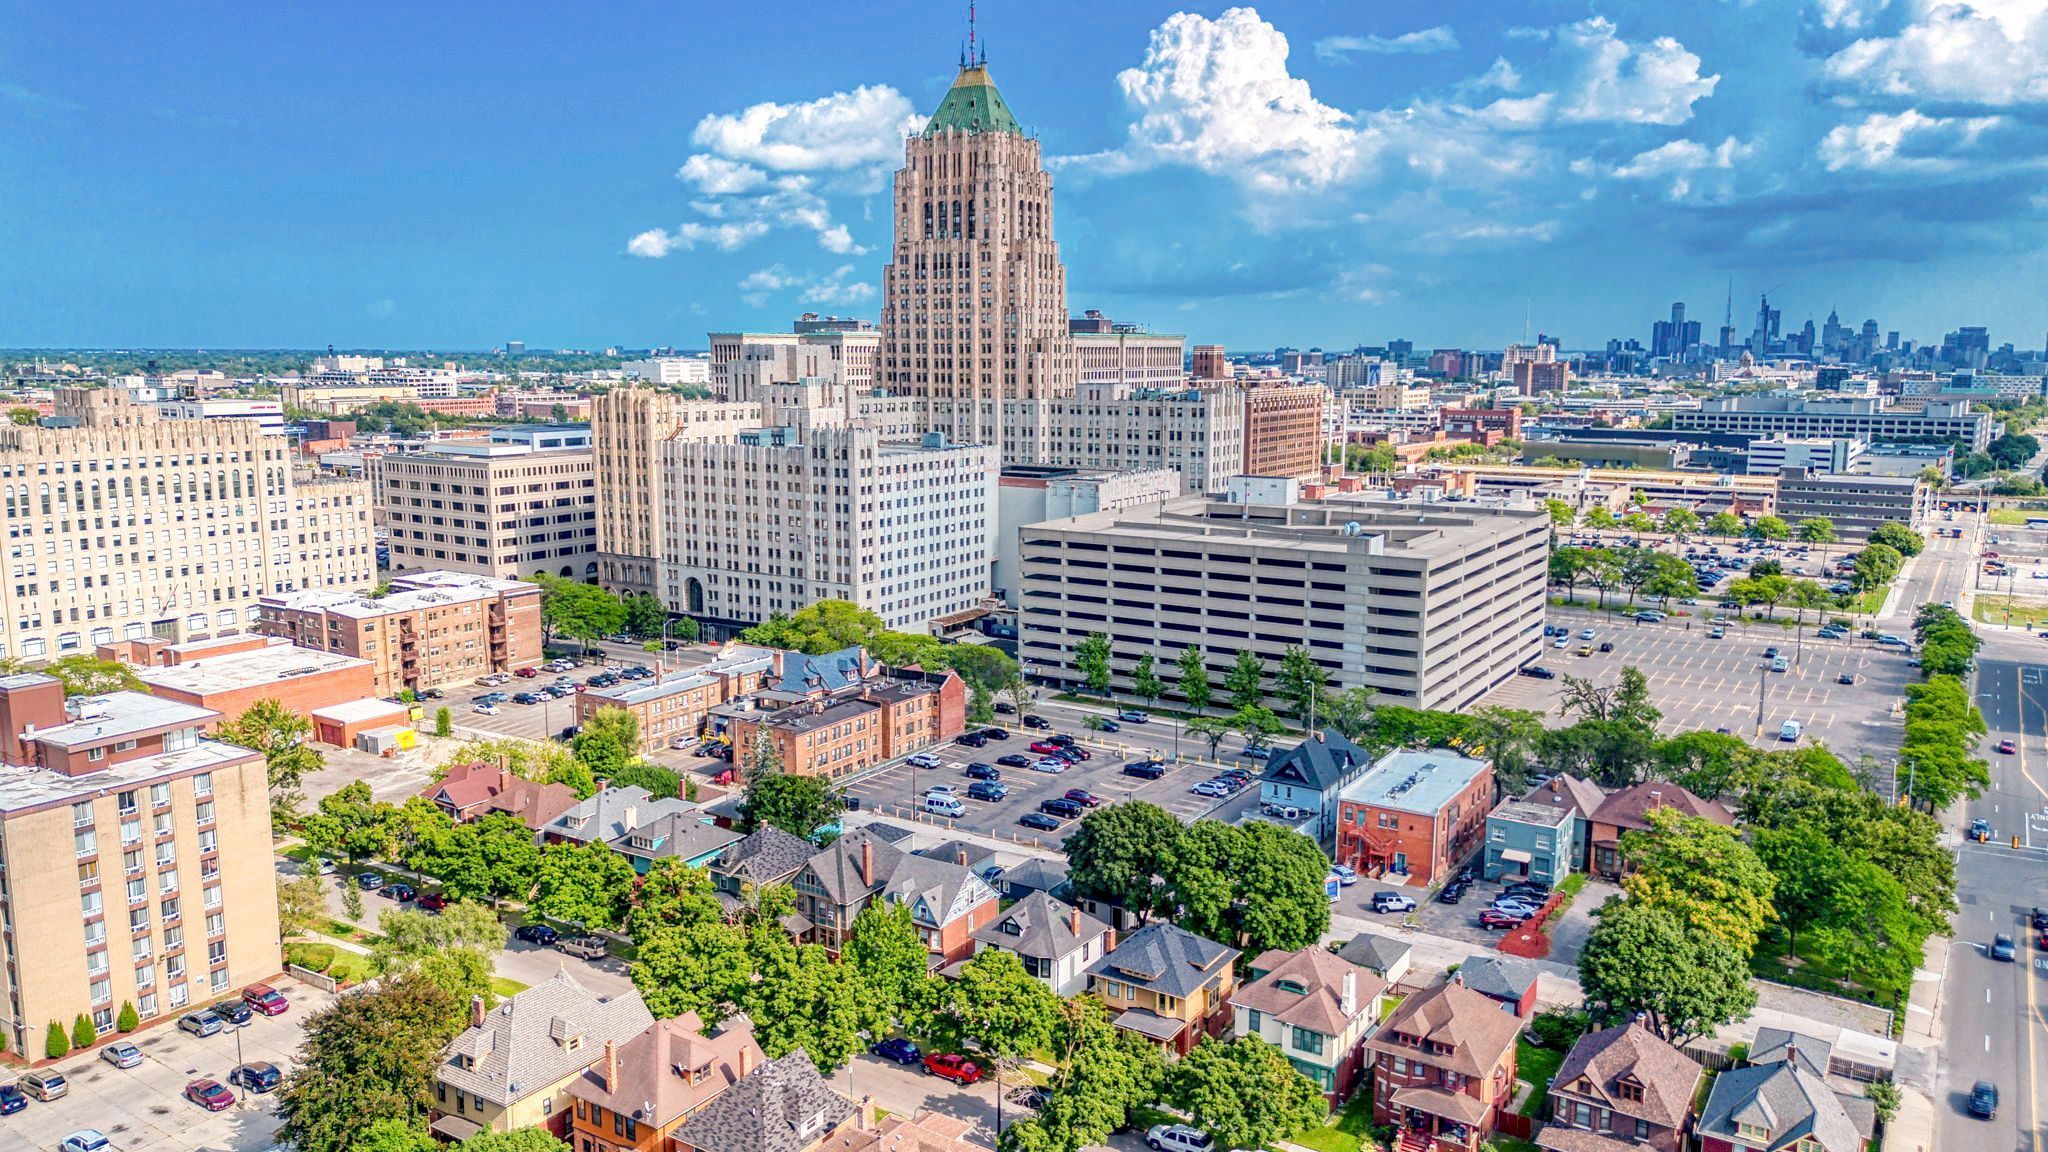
[473,703,501,716]
[1552,637,1568,649]
[906,753,943,769]
[60,1134,112,1152]
[1146,1125,1214,1152]
[924,785,958,798]
[1031,758,1069,774]
[1579,628,1596,640]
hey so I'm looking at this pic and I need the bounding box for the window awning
[1498,848,1533,864]
[430,1115,484,1142]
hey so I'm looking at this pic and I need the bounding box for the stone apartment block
[1244,383,1330,480]
[590,389,765,597]
[1772,467,1928,539]
[379,441,597,580]
[0,676,279,1055]
[257,570,542,696]
[0,387,374,662]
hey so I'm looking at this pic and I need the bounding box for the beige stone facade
[0,388,373,663]
[591,390,765,597]
[379,443,596,580]
[257,570,543,695]
[0,676,279,1056]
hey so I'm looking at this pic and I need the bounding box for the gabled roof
[925,64,1022,136]
[772,647,868,696]
[1521,773,1608,820]
[713,826,816,886]
[817,1109,980,1152]
[1589,782,1732,833]
[1086,922,1239,999]
[997,856,1070,898]
[1364,981,1520,1080]
[877,851,997,931]
[1553,1020,1703,1131]
[801,830,909,905]
[1335,933,1412,977]
[1262,730,1369,792]
[565,1012,761,1127]
[618,813,743,865]
[1233,948,1385,1036]
[427,763,578,830]
[1697,1061,1870,1152]
[1455,955,1538,1006]
[972,891,1107,961]
[1749,1028,1832,1077]
[673,1050,856,1152]
[916,839,996,871]
[439,972,654,1106]
[543,785,698,844]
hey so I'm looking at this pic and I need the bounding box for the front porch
[1384,1085,1491,1152]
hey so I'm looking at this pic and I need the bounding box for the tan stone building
[590,389,763,597]
[0,675,280,1055]
[1244,383,1330,480]
[378,442,597,580]
[0,388,374,661]
[257,570,542,696]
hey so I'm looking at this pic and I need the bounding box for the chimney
[470,995,486,1029]
[1069,908,1082,937]
[1104,928,1118,953]
[739,1045,756,1077]
[1314,731,1325,743]
[623,804,640,833]
[1784,1041,1798,1070]
[602,1039,619,1094]
[956,848,969,866]
[1649,789,1663,809]
[860,839,874,886]
[856,1094,873,1130]
[1341,969,1358,1017]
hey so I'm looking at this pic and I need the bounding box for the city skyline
[6,1,2048,350]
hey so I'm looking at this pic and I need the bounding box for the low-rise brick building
[257,570,541,696]
[1365,979,1521,1150]
[1336,748,1496,886]
[723,647,965,780]
[128,636,377,725]
[573,645,776,754]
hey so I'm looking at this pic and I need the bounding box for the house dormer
[551,1014,586,1053]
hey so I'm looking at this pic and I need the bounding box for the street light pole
[1755,666,1767,736]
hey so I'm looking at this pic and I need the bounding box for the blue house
[1482,774,1604,884]
[1259,730,1371,845]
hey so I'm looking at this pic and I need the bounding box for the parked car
[1019,812,1063,832]
[1123,759,1168,780]
[993,701,1016,714]
[556,936,609,960]
[473,703,501,715]
[1022,714,1051,729]
[1192,779,1231,797]
[964,762,1001,780]
[1519,665,1556,679]
[214,999,253,1027]
[1028,740,1063,754]
[177,1011,224,1038]
[99,1041,144,1069]
[967,781,1009,802]
[1479,908,1531,930]
[1837,673,1856,685]
[22,1070,67,1101]
[231,1062,282,1094]
[1117,710,1150,723]
[1991,933,2017,962]
[385,882,417,902]
[515,923,560,945]
[1039,798,1085,820]
[1331,863,1358,886]
[997,754,1033,768]
[357,872,384,891]
[1031,758,1069,774]
[1436,884,1465,905]
[923,794,966,818]
[417,892,448,912]
[0,1085,25,1115]
[511,692,542,705]
[1579,628,1596,640]
[1371,892,1416,914]
[1063,788,1104,808]
[185,1079,236,1112]
[1598,641,1615,653]
[1491,898,1544,918]
[1146,1124,1215,1152]
[953,733,988,748]
[58,1133,111,1152]
[2030,906,2048,932]
[923,1053,984,1085]
[243,984,289,1016]
[870,1037,923,1065]
[907,753,943,769]
[1969,1080,1999,1119]
[981,727,1010,740]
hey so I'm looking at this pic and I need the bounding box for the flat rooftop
[1034,495,1547,563]
[1488,798,1575,829]
[762,698,877,734]
[1339,748,1492,815]
[138,644,370,696]
[267,570,531,618]
[0,741,254,815]
[32,692,218,749]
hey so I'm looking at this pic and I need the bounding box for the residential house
[1455,956,1540,1019]
[1587,783,1733,880]
[995,856,1070,901]
[1336,749,1496,885]
[916,839,997,875]
[1482,799,1577,886]
[1538,1020,1703,1152]
[1260,729,1372,844]
[1364,980,1521,1151]
[708,825,815,904]
[1696,1041,1874,1152]
[615,812,744,873]
[1232,947,1388,1101]
[671,1050,859,1152]
[1085,922,1241,1055]
[421,763,580,831]
[1336,934,1415,989]
[816,1109,980,1152]
[791,831,997,964]
[969,891,1110,996]
[1519,774,1606,873]
[540,785,695,847]
[566,1013,764,1152]
[431,974,655,1141]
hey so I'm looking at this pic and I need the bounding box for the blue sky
[5,0,2047,352]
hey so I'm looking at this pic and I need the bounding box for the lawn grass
[1291,1092,1375,1152]
[323,919,376,944]
[1989,508,2031,526]
[284,942,336,973]
[1974,595,2048,628]
[489,976,529,999]
[1515,1037,1565,1119]
[1749,928,1908,1012]
[326,953,371,986]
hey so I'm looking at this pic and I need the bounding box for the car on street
[967,781,1008,802]
[100,1041,144,1069]
[1370,891,1416,914]
[556,935,609,960]
[996,754,1033,768]
[243,984,289,1016]
[1124,759,1168,779]
[1118,710,1149,723]
[1095,719,1121,733]
[1063,788,1104,808]
[58,1132,111,1152]
[1031,757,1069,774]
[514,923,559,945]
[923,1053,983,1084]
[214,999,253,1027]
[2000,739,2018,754]
[964,762,1001,780]
[1969,1080,1999,1119]
[870,1037,922,1065]
[1019,812,1062,832]
[1146,1124,1215,1152]
[993,701,1016,713]
[231,1062,282,1094]
[1970,818,1993,842]
[1991,933,2017,961]
[1331,863,1357,885]
[178,1010,224,1038]
[1479,908,1531,930]
[1039,798,1085,820]
[2031,906,2048,932]
[185,1079,236,1111]
[1022,714,1051,729]
[0,1085,25,1115]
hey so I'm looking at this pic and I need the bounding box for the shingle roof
[438,972,654,1106]
[816,1109,980,1152]
[997,857,1070,899]
[565,1013,761,1127]
[1552,1020,1703,1131]
[1697,1062,1868,1152]
[713,826,816,886]
[1086,922,1239,999]
[772,647,869,696]
[1261,730,1368,792]
[877,851,997,931]
[1520,774,1608,820]
[1335,933,1412,978]
[972,891,1107,961]
[1589,782,1732,833]
[543,785,698,844]
[916,839,996,871]
[1232,948,1385,1037]
[1364,981,1520,1080]
[1749,1028,1832,1077]
[1455,956,1538,1007]
[673,1050,856,1152]
[618,813,743,865]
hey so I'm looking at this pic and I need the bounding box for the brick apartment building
[1335,749,1496,886]
[1244,383,1328,480]
[573,644,777,754]
[256,570,541,696]
[723,648,965,779]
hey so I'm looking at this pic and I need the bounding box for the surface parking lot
[1477,605,1915,767]
[841,719,1262,847]
[0,979,326,1152]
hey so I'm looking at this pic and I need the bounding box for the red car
[416,893,448,912]
[1478,909,1530,930]
[242,984,289,1016]
[514,667,539,678]
[1028,740,1063,754]
[185,1079,236,1111]
[922,1053,983,1085]
[1063,789,1103,807]
[2000,739,2018,754]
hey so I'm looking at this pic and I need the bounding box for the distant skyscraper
[1651,301,1700,359]
[880,50,1073,444]
[1191,344,1229,381]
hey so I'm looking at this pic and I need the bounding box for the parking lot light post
[1755,667,1767,737]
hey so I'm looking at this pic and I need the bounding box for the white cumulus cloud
[678,154,768,194]
[1817,107,2001,170]
[690,85,921,172]
[1604,135,1752,199]
[1555,17,1719,125]
[734,263,874,308]
[1825,2,2048,105]
[1314,26,1459,62]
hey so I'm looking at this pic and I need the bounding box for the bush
[434,706,453,737]
[116,1001,138,1033]
[1528,1009,1588,1050]
[286,941,339,973]
[71,1014,95,1050]
[44,1021,68,1060]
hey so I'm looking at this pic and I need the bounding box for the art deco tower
[879,50,1075,447]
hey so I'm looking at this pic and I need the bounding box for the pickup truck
[554,936,609,961]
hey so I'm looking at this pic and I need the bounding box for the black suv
[1123,759,1167,780]
[1039,798,1085,820]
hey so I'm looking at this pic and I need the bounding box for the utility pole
[1755,666,1767,736]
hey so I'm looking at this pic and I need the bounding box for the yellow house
[430,972,654,1141]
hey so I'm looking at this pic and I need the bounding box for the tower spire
[969,1,978,64]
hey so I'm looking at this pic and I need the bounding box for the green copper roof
[924,65,1022,136]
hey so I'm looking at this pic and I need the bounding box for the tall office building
[378,441,597,580]
[1192,345,1230,382]
[590,390,764,596]
[1650,302,1700,359]
[880,53,1075,445]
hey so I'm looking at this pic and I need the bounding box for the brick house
[420,763,579,832]
[1587,783,1733,880]
[1335,748,1496,885]
[1364,980,1521,1151]
[565,1013,763,1152]
[1538,1020,1703,1152]
[790,831,997,963]
[1084,922,1240,1055]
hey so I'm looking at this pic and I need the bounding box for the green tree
[606,759,682,800]
[532,841,637,932]
[1229,704,1283,750]
[1900,674,1990,810]
[348,1124,452,1152]
[43,654,144,696]
[277,973,462,1152]
[1168,1036,1330,1152]
[433,706,452,737]
[1582,506,1619,531]
[1129,652,1165,711]
[1276,646,1328,725]
[745,941,885,1075]
[1544,498,1577,528]
[463,1131,574,1152]
[422,813,540,907]
[630,918,752,1021]
[1869,521,1924,556]
[1169,820,1330,954]
[1867,1080,1902,1124]
[1796,517,1837,546]
[1583,550,1625,607]
[623,592,668,639]
[1620,808,1776,955]
[530,573,628,652]
[571,705,642,780]
[1621,511,1656,538]
[1850,542,1904,592]
[1065,802,1183,924]
[625,858,725,940]
[1186,716,1231,759]
[1747,515,1791,541]
[1578,899,1756,1043]
[6,407,37,426]
[1321,686,1378,741]
[43,1020,67,1060]
[341,880,365,924]
[1650,730,1754,800]
[1176,644,1212,713]
[1009,998,1168,1152]
[278,873,328,939]
[942,948,1063,1062]
[846,900,938,1025]
[1659,508,1701,535]
[302,781,395,867]
[220,698,324,792]
[1225,649,1266,711]
[1468,706,1547,794]
[1074,632,1114,697]
[741,772,839,840]
[738,599,886,654]
[116,1000,138,1033]
[369,903,507,975]
[1004,674,1033,718]
[70,1013,94,1050]
[740,728,783,784]
[943,645,1021,696]
[1549,546,1595,599]
[1706,511,1744,537]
